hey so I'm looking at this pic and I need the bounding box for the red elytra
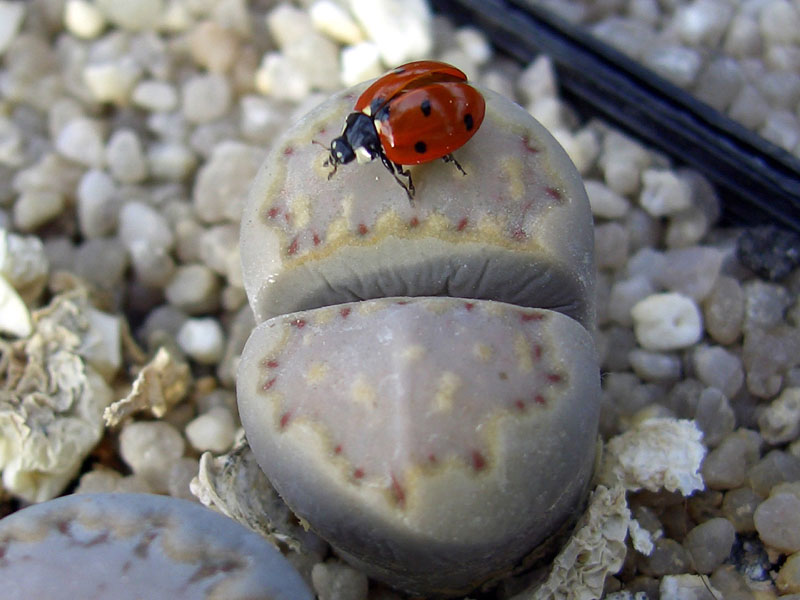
[323,60,486,200]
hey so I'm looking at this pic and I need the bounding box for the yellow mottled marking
[351,374,378,409]
[500,156,525,202]
[433,371,461,413]
[326,216,349,242]
[477,215,507,238]
[313,306,337,326]
[291,194,311,229]
[484,301,507,318]
[306,361,330,385]
[400,344,426,362]
[472,343,493,362]
[514,332,533,372]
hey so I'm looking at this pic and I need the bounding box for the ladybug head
[322,136,353,180]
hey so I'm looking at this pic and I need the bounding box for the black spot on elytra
[420,99,431,117]
[464,113,474,131]
[414,141,427,154]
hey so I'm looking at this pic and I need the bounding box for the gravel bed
[531,0,800,159]
[0,1,798,599]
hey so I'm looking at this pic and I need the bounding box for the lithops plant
[237,73,599,596]
[0,492,314,600]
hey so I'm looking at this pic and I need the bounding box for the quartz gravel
[0,1,797,599]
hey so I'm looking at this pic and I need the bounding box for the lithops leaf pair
[0,493,314,600]
[237,70,599,596]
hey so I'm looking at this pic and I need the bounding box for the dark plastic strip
[431,0,800,233]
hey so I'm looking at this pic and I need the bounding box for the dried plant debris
[191,433,327,557]
[515,484,630,600]
[103,346,190,427]
[0,289,116,502]
[598,418,707,496]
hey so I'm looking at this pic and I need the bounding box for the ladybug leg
[378,152,415,202]
[442,153,467,176]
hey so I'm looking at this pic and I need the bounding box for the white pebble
[629,349,682,382]
[181,73,232,124]
[165,263,220,314]
[723,15,761,57]
[55,117,105,168]
[340,42,383,87]
[94,0,164,32]
[310,0,364,45]
[312,561,369,600]
[0,1,25,56]
[193,142,265,223]
[64,0,106,39]
[517,54,558,104]
[118,201,174,252]
[0,274,32,338]
[132,79,178,112]
[255,53,311,102]
[642,45,702,87]
[106,129,148,184]
[632,293,703,351]
[185,406,237,453]
[82,57,141,105]
[761,110,800,152]
[198,224,240,283]
[455,27,492,66]
[119,421,185,493]
[147,142,197,181]
[0,230,48,304]
[584,179,630,219]
[13,191,65,232]
[189,20,240,73]
[759,388,800,444]
[729,85,770,129]
[77,169,119,238]
[177,318,225,364]
[239,95,288,144]
[608,277,655,326]
[692,345,744,399]
[349,0,433,66]
[674,0,732,47]
[760,0,800,44]
[639,169,692,217]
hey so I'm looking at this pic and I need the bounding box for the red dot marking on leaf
[287,237,299,256]
[395,300,409,305]
[522,136,540,153]
[534,394,546,406]
[262,377,277,391]
[279,411,291,430]
[514,399,526,411]
[353,468,365,479]
[283,146,294,156]
[266,359,279,368]
[512,228,527,241]
[312,232,321,246]
[357,223,368,235]
[290,318,307,329]
[334,445,342,455]
[391,475,406,507]
[428,454,437,464]
[533,345,543,361]
[340,307,351,318]
[471,451,487,471]
[521,312,544,322]
[456,217,468,232]
[547,373,562,383]
[284,211,292,224]
[267,207,280,219]
[545,187,562,201]
[409,216,419,228]
[464,302,475,311]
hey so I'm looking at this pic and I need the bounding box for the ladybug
[324,60,486,200]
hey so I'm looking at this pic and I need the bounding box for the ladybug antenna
[312,138,339,179]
